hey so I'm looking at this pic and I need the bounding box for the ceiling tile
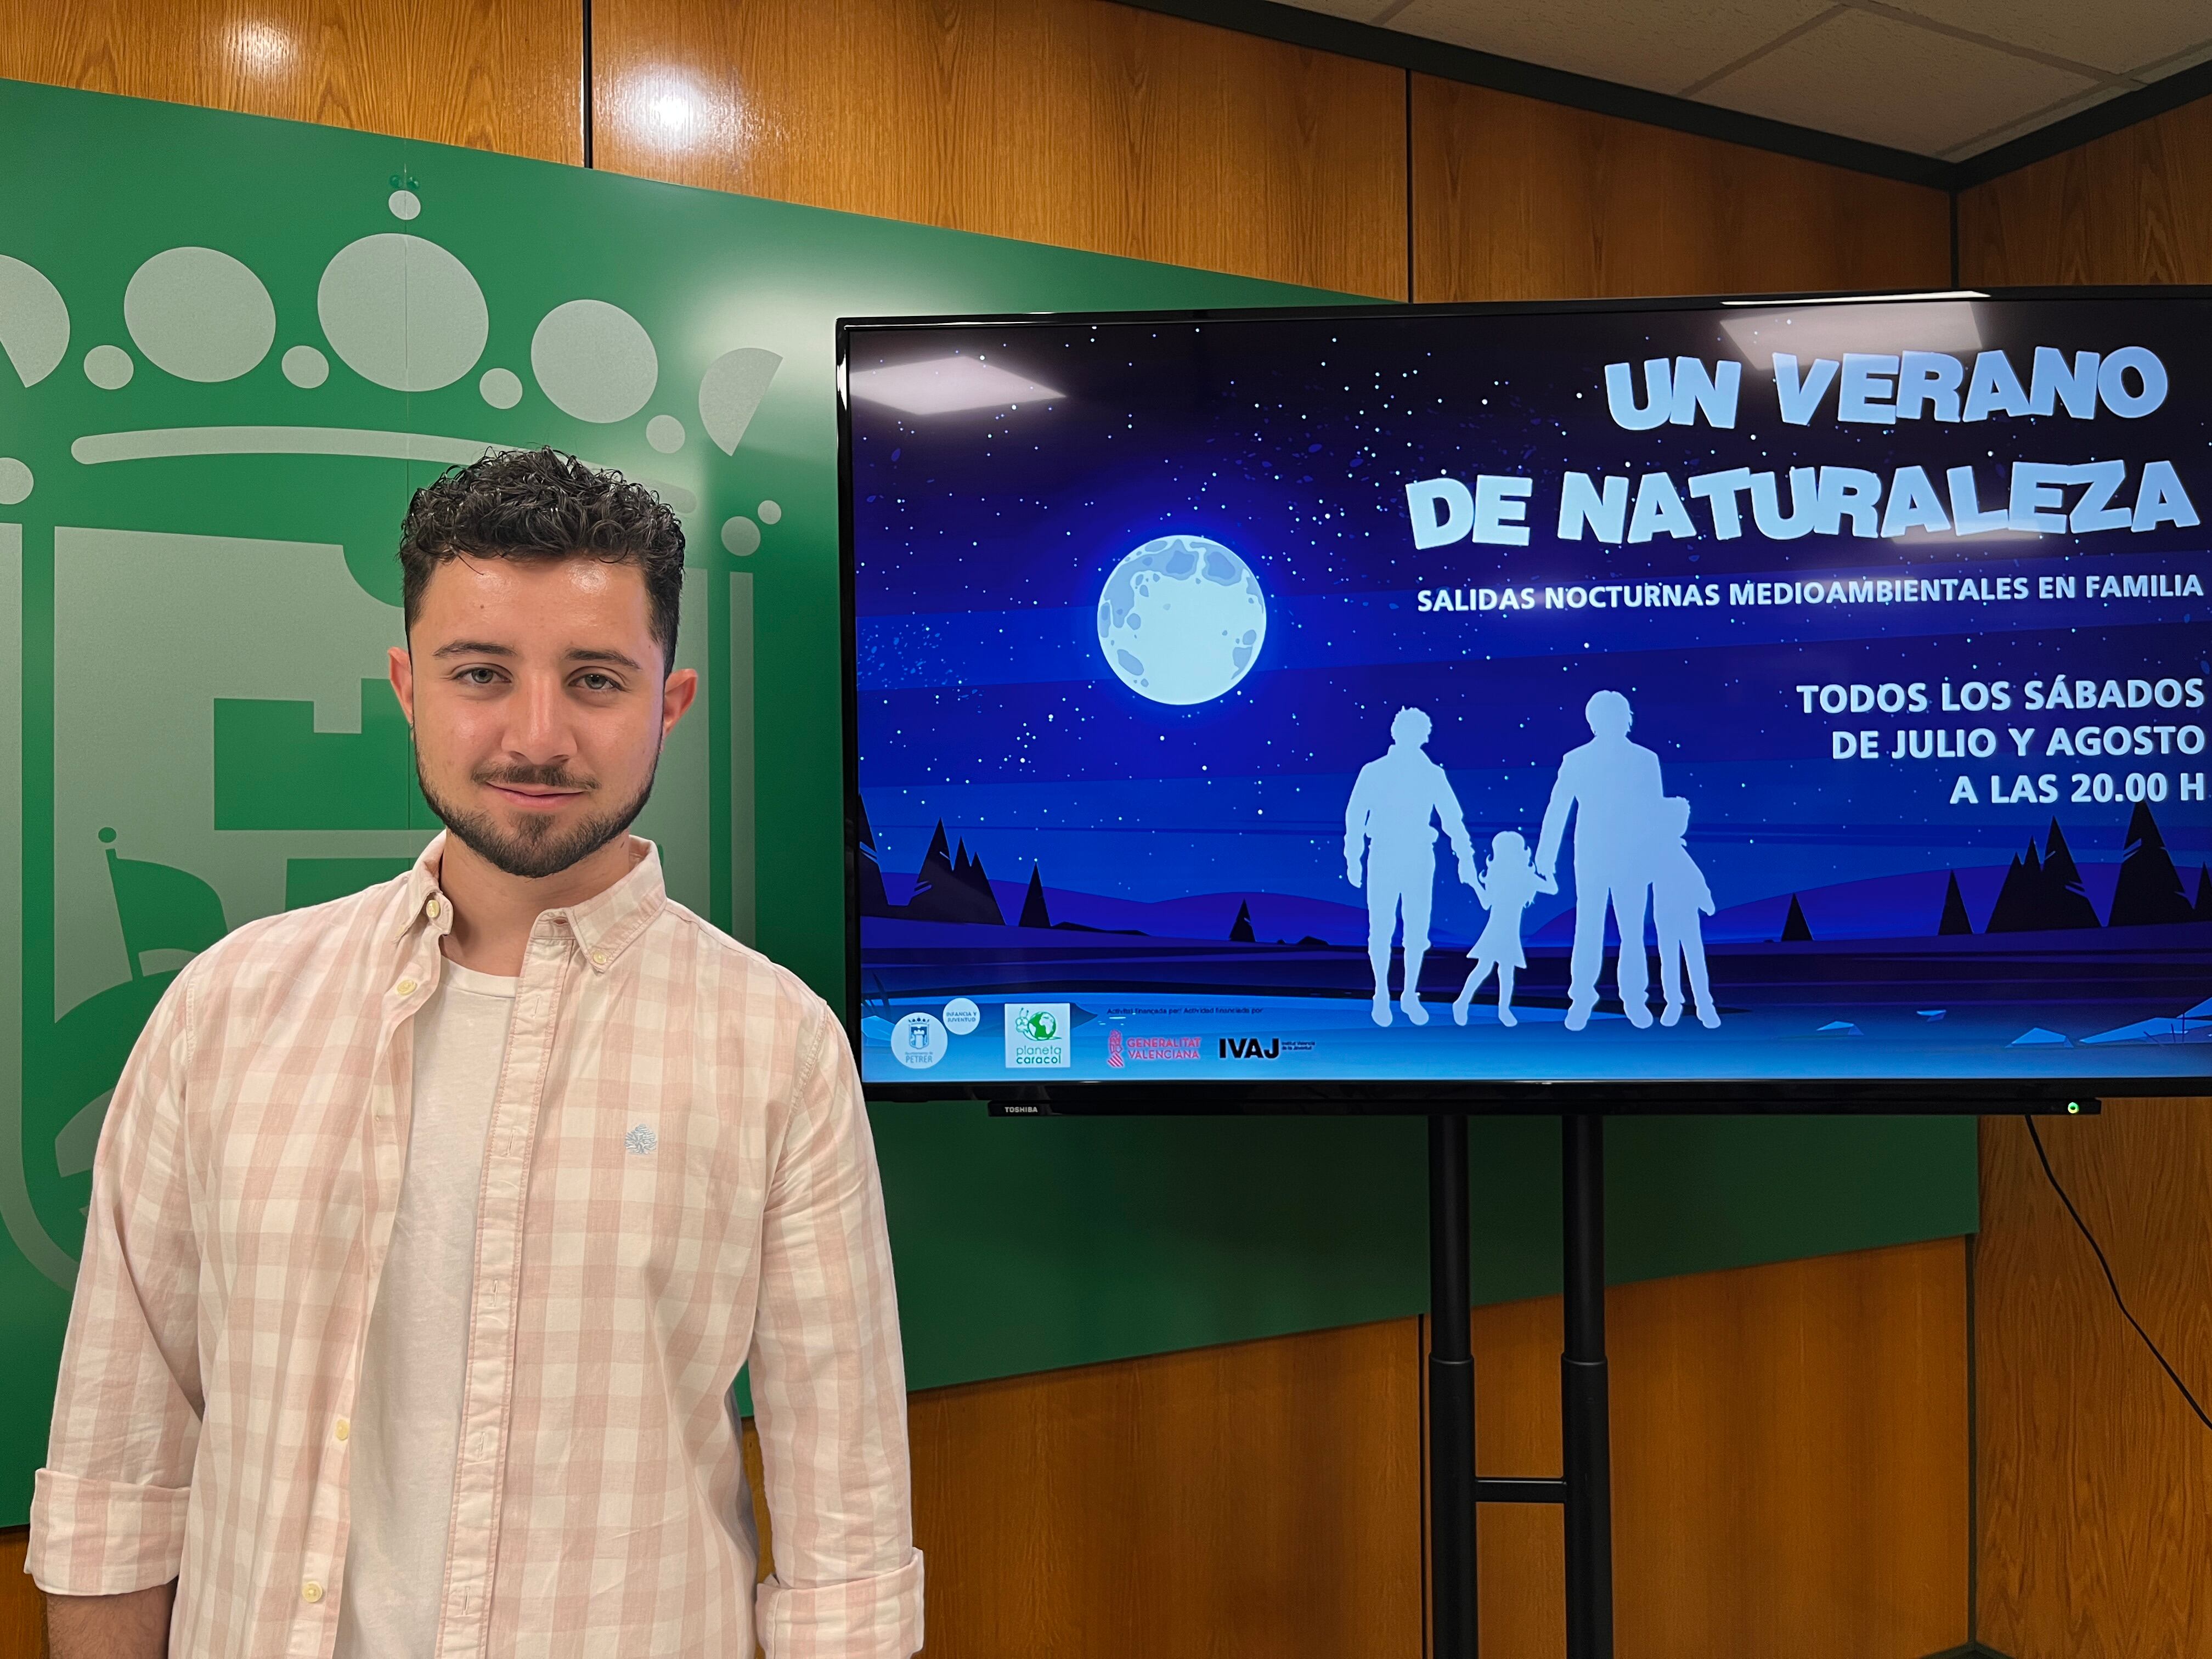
[1375,0,1837,97]
[1696,7,2099,156]
[1874,0,2212,79]
[1948,83,2132,159]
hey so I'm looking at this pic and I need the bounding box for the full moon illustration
[1097,535,1267,706]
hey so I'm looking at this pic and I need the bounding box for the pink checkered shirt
[30,836,922,1657]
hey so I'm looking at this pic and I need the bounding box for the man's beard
[416,754,657,880]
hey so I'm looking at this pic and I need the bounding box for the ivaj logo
[1220,1037,1281,1060]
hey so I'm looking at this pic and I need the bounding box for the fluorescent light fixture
[1721,291,1988,306]
[1721,300,1984,367]
[849,357,1064,416]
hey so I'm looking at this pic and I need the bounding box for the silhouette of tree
[1937,871,1973,935]
[852,794,892,917]
[2109,802,2193,927]
[1019,865,1052,929]
[2038,820,2102,929]
[1229,900,1256,943]
[2196,865,2212,922]
[906,823,1006,924]
[1781,893,1813,942]
[1985,843,2044,932]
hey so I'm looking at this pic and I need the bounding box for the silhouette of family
[1343,691,1719,1031]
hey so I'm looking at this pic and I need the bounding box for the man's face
[389,554,697,879]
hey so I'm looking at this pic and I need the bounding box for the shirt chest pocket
[544,1100,752,1288]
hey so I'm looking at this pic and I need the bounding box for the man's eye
[459,667,501,686]
[577,673,620,692]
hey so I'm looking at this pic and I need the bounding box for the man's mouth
[481,778,591,810]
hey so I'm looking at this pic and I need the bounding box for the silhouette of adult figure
[1345,707,1476,1026]
[1536,690,1665,1031]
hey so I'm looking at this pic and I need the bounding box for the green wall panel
[0,77,1975,1525]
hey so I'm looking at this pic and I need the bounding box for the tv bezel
[836,286,2212,1114]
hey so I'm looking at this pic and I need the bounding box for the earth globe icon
[1096,534,1268,706]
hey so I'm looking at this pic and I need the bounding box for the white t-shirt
[334,960,515,1658]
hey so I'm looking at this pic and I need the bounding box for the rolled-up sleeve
[749,1003,923,1658]
[29,969,205,1595]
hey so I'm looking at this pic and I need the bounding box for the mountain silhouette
[1019,865,1052,929]
[853,794,893,918]
[2196,865,2212,921]
[1781,894,1813,942]
[2108,802,2193,927]
[1986,821,2102,932]
[1937,871,1973,935]
[1229,900,1256,943]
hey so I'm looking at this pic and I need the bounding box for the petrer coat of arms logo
[0,93,795,1286]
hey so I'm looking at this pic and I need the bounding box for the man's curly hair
[398,447,686,664]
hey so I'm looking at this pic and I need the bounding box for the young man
[31,450,922,1657]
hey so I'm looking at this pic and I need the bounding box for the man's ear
[388,645,416,729]
[661,667,699,738]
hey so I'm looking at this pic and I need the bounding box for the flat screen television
[839,290,2212,1109]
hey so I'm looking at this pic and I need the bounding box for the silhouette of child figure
[1651,797,1720,1029]
[1453,831,1556,1028]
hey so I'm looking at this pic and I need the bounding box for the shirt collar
[399,832,668,975]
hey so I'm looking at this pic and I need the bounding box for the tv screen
[840,292,2211,1107]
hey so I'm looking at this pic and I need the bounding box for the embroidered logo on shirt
[624,1125,658,1155]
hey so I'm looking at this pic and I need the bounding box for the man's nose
[506,674,574,760]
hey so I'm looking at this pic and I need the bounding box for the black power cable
[2024,1115,2212,1433]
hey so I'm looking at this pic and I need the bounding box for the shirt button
[591,950,608,967]
[302,1581,324,1604]
[426,898,441,918]
[395,979,417,997]
[334,1418,350,1442]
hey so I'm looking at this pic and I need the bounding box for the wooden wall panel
[1411,78,1951,303]
[590,0,1409,299]
[1977,1105,2212,1658]
[1472,1238,1968,1659]
[0,0,582,162]
[0,1532,39,1659]
[904,1317,1425,1659]
[1959,95,2212,286]
[1957,96,2212,1657]
[729,1242,1966,1659]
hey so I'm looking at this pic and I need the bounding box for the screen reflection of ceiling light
[233,19,296,75]
[848,358,1065,416]
[1720,300,1985,368]
[1889,524,2044,546]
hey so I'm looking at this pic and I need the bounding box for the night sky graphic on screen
[847,297,2212,1089]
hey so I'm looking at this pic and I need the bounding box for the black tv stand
[1427,1111,1614,1658]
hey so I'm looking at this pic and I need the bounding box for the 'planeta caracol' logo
[2,161,784,1284]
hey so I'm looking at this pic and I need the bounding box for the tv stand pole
[1427,1112,1479,1655]
[1560,1114,1616,1659]
[1427,1111,1615,1659]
